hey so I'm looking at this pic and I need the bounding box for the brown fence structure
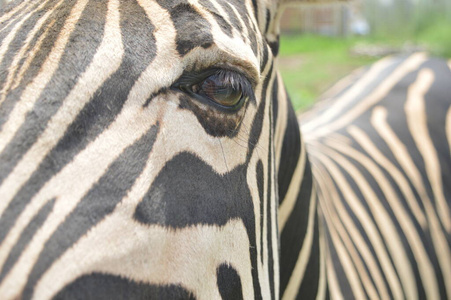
[280,3,352,36]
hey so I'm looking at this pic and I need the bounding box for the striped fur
[300,53,451,299]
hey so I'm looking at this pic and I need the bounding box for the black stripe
[271,75,279,134]
[295,216,320,299]
[327,154,400,298]
[133,151,251,228]
[278,92,301,206]
[217,264,244,300]
[54,273,195,300]
[158,2,213,56]
[257,160,264,264]
[264,9,271,34]
[23,124,159,299]
[268,38,279,57]
[247,63,273,160]
[260,42,269,73]
[251,0,258,25]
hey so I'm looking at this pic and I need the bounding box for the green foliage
[279,35,377,111]
[413,15,451,57]
[279,19,451,111]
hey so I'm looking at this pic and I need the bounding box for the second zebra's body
[299,54,451,300]
[0,0,449,299]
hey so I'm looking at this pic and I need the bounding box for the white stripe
[405,69,451,233]
[315,219,327,300]
[405,69,451,298]
[323,145,417,299]
[0,0,53,69]
[447,107,451,162]
[274,74,288,173]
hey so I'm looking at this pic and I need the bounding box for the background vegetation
[280,1,451,112]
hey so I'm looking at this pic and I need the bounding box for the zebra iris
[197,74,243,107]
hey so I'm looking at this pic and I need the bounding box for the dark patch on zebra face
[134,152,251,228]
[53,273,195,300]
[166,3,214,56]
[177,94,246,137]
[22,124,159,299]
[217,264,244,300]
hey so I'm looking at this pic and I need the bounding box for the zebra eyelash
[172,68,256,110]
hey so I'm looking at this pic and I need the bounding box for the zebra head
[0,0,327,298]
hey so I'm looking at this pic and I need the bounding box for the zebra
[0,0,449,300]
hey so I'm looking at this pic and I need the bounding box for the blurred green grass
[279,16,451,112]
[278,35,377,111]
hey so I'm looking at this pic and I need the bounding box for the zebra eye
[193,72,243,108]
[174,69,254,111]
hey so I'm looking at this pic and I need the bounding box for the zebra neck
[273,82,323,298]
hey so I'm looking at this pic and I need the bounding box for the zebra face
[0,0,285,298]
